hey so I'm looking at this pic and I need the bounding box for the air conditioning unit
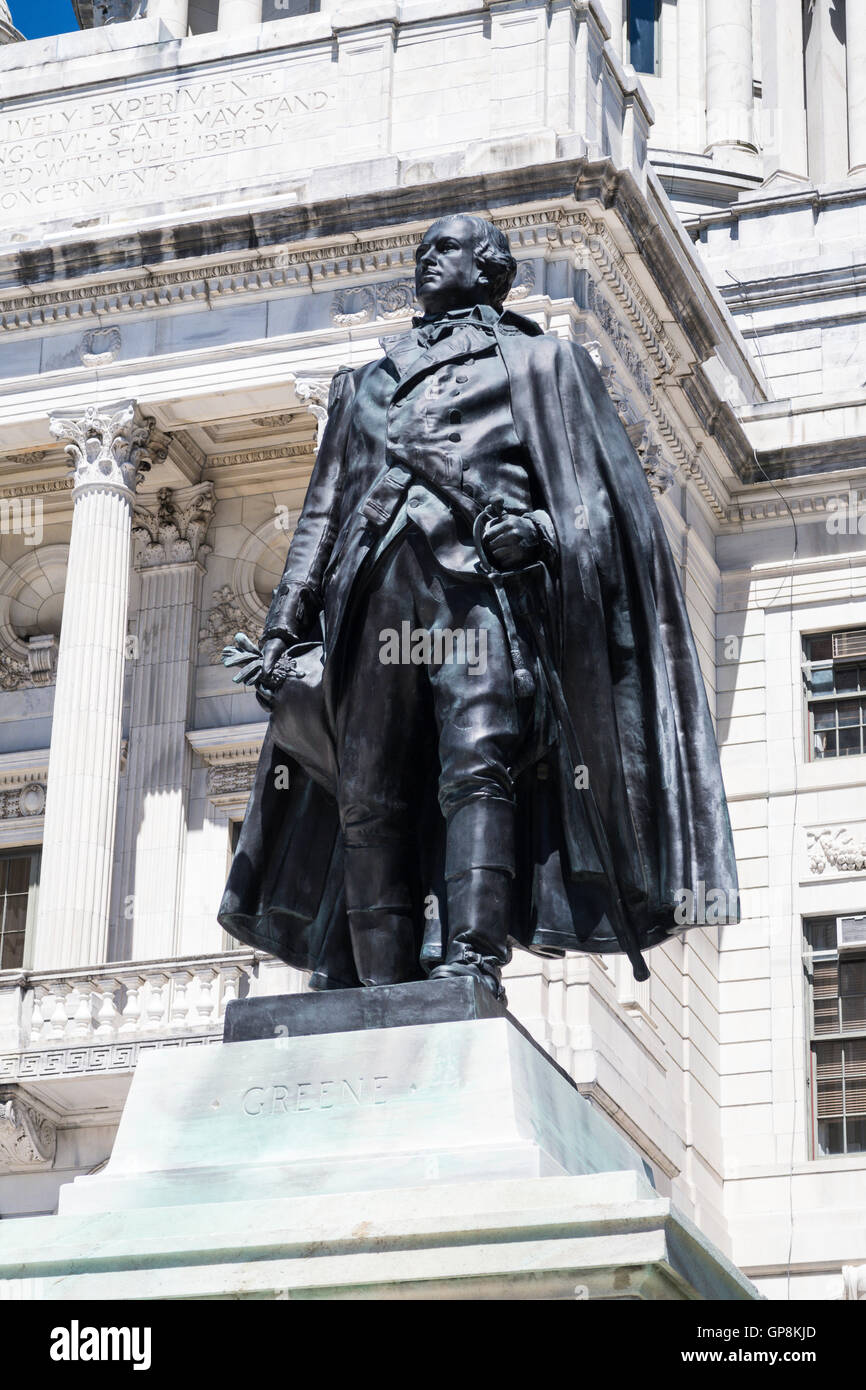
[838,915,866,949]
[833,630,866,659]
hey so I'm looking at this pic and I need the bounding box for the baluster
[92,976,121,1039]
[168,969,193,1032]
[192,966,218,1028]
[143,973,168,1033]
[44,982,71,1041]
[217,964,242,1021]
[117,973,144,1037]
[29,984,48,1046]
[67,981,96,1039]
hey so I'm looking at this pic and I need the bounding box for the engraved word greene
[241,1075,389,1115]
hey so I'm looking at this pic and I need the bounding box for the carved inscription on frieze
[0,65,338,222]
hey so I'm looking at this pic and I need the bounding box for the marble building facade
[0,0,863,1300]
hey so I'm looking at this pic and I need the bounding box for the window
[0,849,41,971]
[803,629,866,759]
[805,915,866,1157]
[222,821,243,952]
[627,0,660,76]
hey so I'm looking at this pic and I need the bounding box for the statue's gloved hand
[260,637,290,685]
[482,512,541,569]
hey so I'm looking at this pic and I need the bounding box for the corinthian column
[33,403,157,971]
[217,0,260,30]
[847,0,866,175]
[705,0,757,157]
[112,483,215,962]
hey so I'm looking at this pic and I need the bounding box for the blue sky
[10,0,79,38]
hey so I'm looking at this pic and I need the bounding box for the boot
[430,866,512,1001]
[344,844,422,987]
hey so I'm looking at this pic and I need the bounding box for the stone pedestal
[0,985,761,1301]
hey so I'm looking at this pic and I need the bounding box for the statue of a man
[219,214,738,1001]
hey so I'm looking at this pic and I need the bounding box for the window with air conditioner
[803,629,866,760]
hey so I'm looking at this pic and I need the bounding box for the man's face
[415,217,487,314]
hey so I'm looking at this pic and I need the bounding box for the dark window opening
[0,849,41,971]
[805,915,866,1156]
[628,0,660,76]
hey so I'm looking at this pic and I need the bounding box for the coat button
[456,373,469,383]
[449,410,462,424]
[448,432,461,443]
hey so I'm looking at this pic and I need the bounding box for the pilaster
[112,482,215,962]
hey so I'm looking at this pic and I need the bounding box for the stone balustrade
[0,950,274,1062]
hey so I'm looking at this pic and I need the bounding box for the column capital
[49,401,160,499]
[132,481,216,568]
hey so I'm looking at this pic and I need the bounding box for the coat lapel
[383,322,496,395]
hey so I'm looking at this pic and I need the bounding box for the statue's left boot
[429,865,512,1001]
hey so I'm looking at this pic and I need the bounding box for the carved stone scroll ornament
[49,401,161,497]
[133,482,216,567]
[0,1090,57,1169]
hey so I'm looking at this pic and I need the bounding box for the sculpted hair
[464,216,517,310]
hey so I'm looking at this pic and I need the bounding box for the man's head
[414,215,517,315]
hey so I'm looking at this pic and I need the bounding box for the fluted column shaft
[705,0,756,154]
[805,0,849,183]
[217,0,260,30]
[34,403,154,970]
[847,0,866,174]
[113,484,214,961]
[761,0,809,180]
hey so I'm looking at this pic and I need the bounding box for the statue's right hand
[260,637,289,684]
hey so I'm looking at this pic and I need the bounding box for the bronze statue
[219,214,738,1001]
